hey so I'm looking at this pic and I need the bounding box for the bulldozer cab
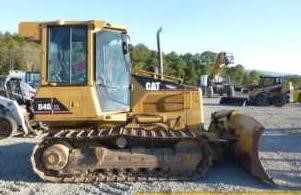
[19,21,131,125]
[258,76,284,88]
[46,23,131,112]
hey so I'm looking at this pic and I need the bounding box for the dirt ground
[0,98,300,194]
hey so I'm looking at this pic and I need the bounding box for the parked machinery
[206,52,235,97]
[248,76,293,106]
[0,74,36,139]
[220,75,293,107]
[7,70,38,98]
[19,20,271,183]
[25,71,41,89]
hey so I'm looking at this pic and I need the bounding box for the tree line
[0,32,301,88]
[130,43,301,88]
[0,32,40,73]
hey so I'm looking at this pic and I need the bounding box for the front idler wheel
[42,143,70,171]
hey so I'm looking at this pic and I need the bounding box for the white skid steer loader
[0,74,44,139]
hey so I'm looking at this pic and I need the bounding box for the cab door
[95,30,131,113]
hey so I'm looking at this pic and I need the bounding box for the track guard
[219,97,248,106]
[209,110,273,184]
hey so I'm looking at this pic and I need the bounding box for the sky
[1,0,300,74]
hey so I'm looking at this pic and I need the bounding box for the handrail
[136,70,183,84]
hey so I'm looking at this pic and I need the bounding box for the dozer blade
[210,110,273,184]
[219,97,248,106]
[227,111,273,184]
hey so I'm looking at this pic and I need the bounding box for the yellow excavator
[18,20,271,183]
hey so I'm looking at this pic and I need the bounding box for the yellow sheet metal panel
[35,86,97,119]
[40,27,47,85]
[18,20,127,41]
[293,91,301,103]
[18,22,41,41]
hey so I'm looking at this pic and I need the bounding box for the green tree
[128,43,301,88]
[287,75,301,89]
[130,43,155,73]
[248,70,262,85]
[199,51,216,74]
[224,64,245,86]
[164,51,185,78]
[181,53,199,85]
[0,32,40,74]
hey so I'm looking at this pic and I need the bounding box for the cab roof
[19,20,127,41]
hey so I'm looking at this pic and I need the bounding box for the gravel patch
[0,97,300,194]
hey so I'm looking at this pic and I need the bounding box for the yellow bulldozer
[18,20,271,183]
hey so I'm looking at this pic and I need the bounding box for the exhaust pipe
[156,27,163,79]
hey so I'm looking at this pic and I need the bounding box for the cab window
[95,30,130,112]
[47,26,87,84]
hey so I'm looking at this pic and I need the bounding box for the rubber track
[32,127,212,183]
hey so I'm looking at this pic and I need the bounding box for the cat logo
[145,81,161,91]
